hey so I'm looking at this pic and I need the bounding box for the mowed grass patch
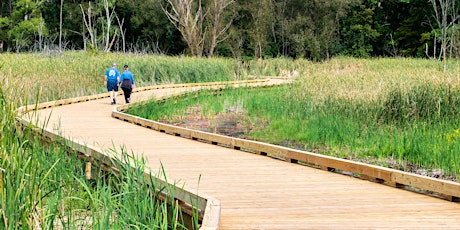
[127,57,460,180]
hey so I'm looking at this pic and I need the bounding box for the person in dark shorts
[119,64,135,104]
[104,62,120,105]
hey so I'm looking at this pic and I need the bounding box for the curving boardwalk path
[28,79,460,229]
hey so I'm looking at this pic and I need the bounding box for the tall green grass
[126,57,460,180]
[0,52,238,104]
[0,91,187,229]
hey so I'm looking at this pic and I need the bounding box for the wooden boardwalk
[25,79,460,229]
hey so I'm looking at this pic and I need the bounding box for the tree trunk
[429,0,458,72]
[59,0,63,50]
[38,16,44,51]
[207,0,234,57]
[116,15,126,53]
[103,0,116,52]
[80,3,96,49]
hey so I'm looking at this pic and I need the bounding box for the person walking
[104,62,120,105]
[119,64,135,104]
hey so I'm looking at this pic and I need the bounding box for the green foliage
[394,0,432,57]
[340,3,379,57]
[12,0,40,22]
[0,0,452,60]
[0,17,10,45]
[9,18,48,49]
[0,17,9,29]
[2,0,48,51]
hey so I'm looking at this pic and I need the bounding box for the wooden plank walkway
[27,79,460,229]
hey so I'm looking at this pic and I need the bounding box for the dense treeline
[0,0,459,60]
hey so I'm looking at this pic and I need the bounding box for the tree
[249,0,274,59]
[340,1,379,57]
[0,1,9,51]
[102,0,117,52]
[1,0,458,61]
[276,0,356,60]
[313,0,355,60]
[428,0,459,71]
[42,0,70,50]
[162,0,206,56]
[8,0,48,52]
[274,0,288,57]
[0,0,12,51]
[59,0,63,50]
[205,0,235,57]
[115,14,125,52]
[80,2,96,50]
[115,0,184,54]
[78,0,118,52]
[162,0,235,57]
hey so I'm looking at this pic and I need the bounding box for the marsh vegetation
[127,57,460,181]
[2,53,460,229]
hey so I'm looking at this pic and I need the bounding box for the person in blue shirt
[104,62,120,105]
[119,64,135,104]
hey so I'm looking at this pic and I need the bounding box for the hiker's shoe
[112,98,116,104]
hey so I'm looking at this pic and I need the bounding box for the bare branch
[162,0,205,56]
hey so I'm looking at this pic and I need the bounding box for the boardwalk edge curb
[112,81,460,204]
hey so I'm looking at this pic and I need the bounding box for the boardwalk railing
[112,85,460,203]
[15,80,271,230]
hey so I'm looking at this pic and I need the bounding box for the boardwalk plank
[30,79,460,229]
